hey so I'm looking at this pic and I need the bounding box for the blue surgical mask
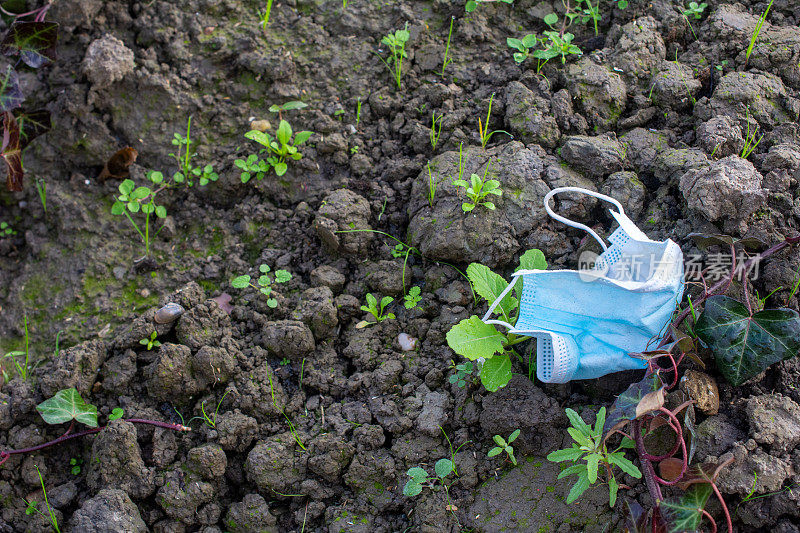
[483,187,685,383]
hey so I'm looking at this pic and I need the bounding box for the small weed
[192,389,231,429]
[231,264,292,308]
[430,112,443,150]
[69,457,82,475]
[355,98,362,127]
[547,407,641,507]
[358,293,395,327]
[258,0,273,29]
[683,1,707,19]
[377,24,410,90]
[448,361,474,387]
[741,111,764,159]
[110,178,167,257]
[269,100,308,120]
[168,117,219,187]
[454,167,502,212]
[403,458,454,496]
[267,368,306,450]
[139,331,161,351]
[466,0,512,12]
[404,286,422,309]
[426,164,437,207]
[3,316,29,380]
[441,16,455,77]
[477,92,512,148]
[488,429,520,465]
[26,466,60,532]
[236,121,312,180]
[34,178,46,213]
[532,31,582,71]
[746,0,773,63]
[507,34,538,64]
[0,221,15,236]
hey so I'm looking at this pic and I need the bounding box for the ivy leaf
[0,65,23,112]
[446,316,505,361]
[36,388,98,428]
[695,295,800,386]
[2,110,22,191]
[480,353,512,392]
[0,21,59,68]
[661,484,712,533]
[603,372,665,434]
[466,263,517,316]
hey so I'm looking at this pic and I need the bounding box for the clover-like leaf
[604,372,664,434]
[36,388,98,428]
[447,316,505,361]
[696,295,800,386]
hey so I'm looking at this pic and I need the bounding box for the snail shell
[154,302,185,324]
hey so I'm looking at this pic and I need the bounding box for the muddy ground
[1,0,800,531]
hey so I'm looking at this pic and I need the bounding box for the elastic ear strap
[543,187,626,252]
[481,277,520,328]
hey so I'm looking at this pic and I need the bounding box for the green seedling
[377,24,410,90]
[426,164,437,207]
[488,429,520,465]
[231,264,292,308]
[465,0,512,12]
[683,1,707,19]
[34,177,46,213]
[358,293,395,327]
[507,34,538,63]
[110,178,167,256]
[267,368,306,451]
[441,16,455,77]
[279,357,290,366]
[476,93,511,148]
[403,458,454,496]
[741,111,764,159]
[746,0,773,63]
[454,169,502,212]
[533,31,582,71]
[3,316,29,380]
[355,98,362,127]
[139,331,161,351]
[109,407,124,421]
[269,100,308,121]
[69,457,82,475]
[168,117,218,187]
[258,0,273,29]
[404,286,422,309]
[25,466,60,532]
[0,221,16,236]
[235,120,313,180]
[193,390,231,429]
[547,407,641,507]
[448,361,474,387]
[430,112,443,150]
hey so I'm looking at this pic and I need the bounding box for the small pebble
[397,333,417,351]
[154,302,185,324]
[250,119,271,132]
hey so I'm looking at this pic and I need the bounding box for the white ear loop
[543,187,625,252]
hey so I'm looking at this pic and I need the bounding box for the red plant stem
[650,408,688,486]
[711,481,734,533]
[634,419,662,503]
[0,418,189,466]
[700,508,718,533]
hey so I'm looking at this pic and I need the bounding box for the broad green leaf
[274,270,292,283]
[480,353,512,392]
[111,201,125,215]
[277,120,292,146]
[567,427,592,448]
[557,463,587,479]
[506,38,524,50]
[274,162,288,176]
[446,316,505,361]
[434,458,454,479]
[231,275,251,288]
[294,130,312,145]
[465,0,477,11]
[407,467,428,482]
[245,129,270,147]
[517,248,547,271]
[466,263,517,316]
[403,479,422,496]
[607,452,642,478]
[609,476,619,507]
[155,205,167,219]
[604,373,664,434]
[522,34,538,48]
[36,388,98,428]
[0,21,58,68]
[547,446,585,463]
[661,484,712,533]
[695,295,800,386]
[281,100,308,111]
[586,453,600,483]
[493,435,506,447]
[566,471,590,503]
[543,12,559,25]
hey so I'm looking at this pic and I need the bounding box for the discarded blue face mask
[483,186,685,384]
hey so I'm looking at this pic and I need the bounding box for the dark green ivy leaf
[696,295,800,386]
[0,64,23,112]
[660,484,712,533]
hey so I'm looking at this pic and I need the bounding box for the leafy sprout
[454,170,502,212]
[231,264,292,308]
[139,331,161,351]
[404,286,422,309]
[488,429,520,465]
[235,120,313,180]
[358,293,395,327]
